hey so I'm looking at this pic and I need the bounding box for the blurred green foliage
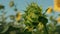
[0,1,60,34]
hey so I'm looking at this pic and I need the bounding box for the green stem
[44,24,49,34]
[43,8,49,15]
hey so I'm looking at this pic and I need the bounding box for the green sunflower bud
[9,1,14,7]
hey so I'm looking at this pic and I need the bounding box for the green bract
[32,21,39,26]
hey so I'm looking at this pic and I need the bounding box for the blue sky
[0,0,59,18]
[0,0,53,14]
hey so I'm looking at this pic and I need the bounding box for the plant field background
[0,0,60,34]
